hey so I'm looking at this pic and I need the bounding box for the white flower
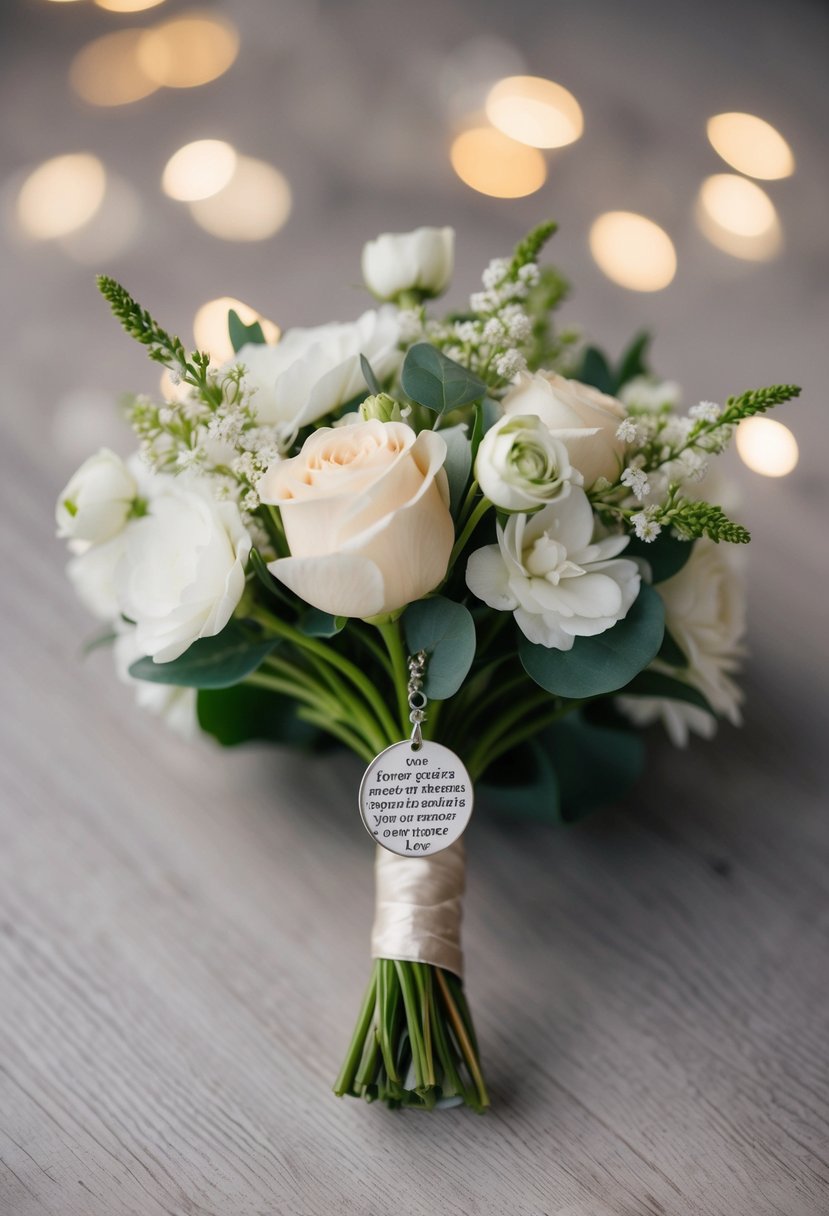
[630,511,662,542]
[482,257,510,289]
[56,449,137,544]
[114,629,198,739]
[617,540,746,745]
[615,418,638,444]
[466,485,640,650]
[494,349,526,379]
[619,376,682,412]
[475,414,582,512]
[67,534,128,621]
[362,227,454,301]
[689,400,721,423]
[501,371,627,488]
[118,479,251,663]
[620,466,651,500]
[259,420,453,619]
[232,307,402,434]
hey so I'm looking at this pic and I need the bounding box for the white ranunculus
[67,534,128,621]
[619,375,682,412]
[502,371,627,487]
[56,448,137,543]
[258,420,453,619]
[465,485,640,650]
[618,540,746,746]
[118,479,252,663]
[233,307,402,435]
[114,629,198,739]
[475,413,582,512]
[362,226,454,301]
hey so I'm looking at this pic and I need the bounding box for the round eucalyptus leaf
[403,596,476,700]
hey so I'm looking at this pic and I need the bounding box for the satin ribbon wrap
[370,840,465,978]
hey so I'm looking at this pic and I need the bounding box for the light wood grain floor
[2,0,828,1212]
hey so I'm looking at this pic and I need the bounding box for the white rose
[233,307,402,435]
[502,371,627,487]
[67,534,128,621]
[466,485,640,650]
[475,414,582,511]
[258,420,453,619]
[114,629,198,739]
[618,540,745,746]
[118,479,251,663]
[362,226,454,301]
[56,448,137,543]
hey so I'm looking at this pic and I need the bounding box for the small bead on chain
[407,650,428,749]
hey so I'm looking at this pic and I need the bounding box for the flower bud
[362,227,454,302]
[359,393,402,423]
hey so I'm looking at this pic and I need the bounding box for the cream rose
[618,540,746,745]
[56,448,137,544]
[475,413,581,511]
[502,371,627,487]
[233,307,402,436]
[258,420,453,619]
[362,226,454,301]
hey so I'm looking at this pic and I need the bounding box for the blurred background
[1,3,828,1213]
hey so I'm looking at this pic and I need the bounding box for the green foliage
[128,621,278,689]
[360,353,382,396]
[440,424,473,516]
[403,597,476,700]
[198,683,321,748]
[721,384,800,423]
[658,628,687,667]
[297,609,346,638]
[615,332,651,389]
[623,670,715,715]
[401,344,486,414]
[507,220,558,278]
[579,346,615,395]
[626,534,694,583]
[578,332,651,394]
[519,584,665,698]
[666,500,750,544]
[228,308,265,352]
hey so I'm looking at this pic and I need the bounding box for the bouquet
[57,221,798,1112]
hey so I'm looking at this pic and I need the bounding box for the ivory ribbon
[370,840,465,978]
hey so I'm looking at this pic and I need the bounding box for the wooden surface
[2,0,828,1212]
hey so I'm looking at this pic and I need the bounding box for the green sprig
[662,499,751,545]
[720,383,800,423]
[507,220,558,278]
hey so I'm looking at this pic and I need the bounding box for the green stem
[333,965,378,1097]
[377,620,409,738]
[469,699,586,781]
[294,709,375,763]
[448,498,493,570]
[456,479,480,528]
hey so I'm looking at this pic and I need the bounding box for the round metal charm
[359,740,474,857]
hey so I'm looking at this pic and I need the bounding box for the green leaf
[481,738,560,822]
[658,628,687,667]
[298,608,346,638]
[129,621,278,689]
[578,346,615,395]
[439,424,472,516]
[470,401,484,465]
[615,331,651,389]
[198,683,319,748]
[360,353,382,395]
[482,396,501,432]
[626,534,693,583]
[403,597,476,700]
[228,309,265,353]
[401,343,486,414]
[520,584,665,698]
[623,669,715,715]
[546,714,646,820]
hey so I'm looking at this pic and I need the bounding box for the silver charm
[358,651,474,857]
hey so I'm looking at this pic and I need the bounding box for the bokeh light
[707,112,794,180]
[736,416,799,477]
[70,30,159,107]
[589,211,676,291]
[486,75,583,149]
[162,140,238,202]
[59,174,142,263]
[188,156,291,241]
[137,11,239,89]
[95,0,166,10]
[696,174,782,260]
[450,127,546,198]
[193,297,280,362]
[16,154,107,240]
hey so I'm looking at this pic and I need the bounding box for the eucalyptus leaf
[658,628,687,667]
[546,714,646,820]
[481,738,560,822]
[622,669,715,715]
[401,343,486,414]
[228,309,266,353]
[627,534,694,583]
[129,621,278,689]
[520,584,665,698]
[360,353,381,395]
[249,548,292,604]
[298,608,346,638]
[439,424,472,516]
[482,396,501,432]
[403,597,476,700]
